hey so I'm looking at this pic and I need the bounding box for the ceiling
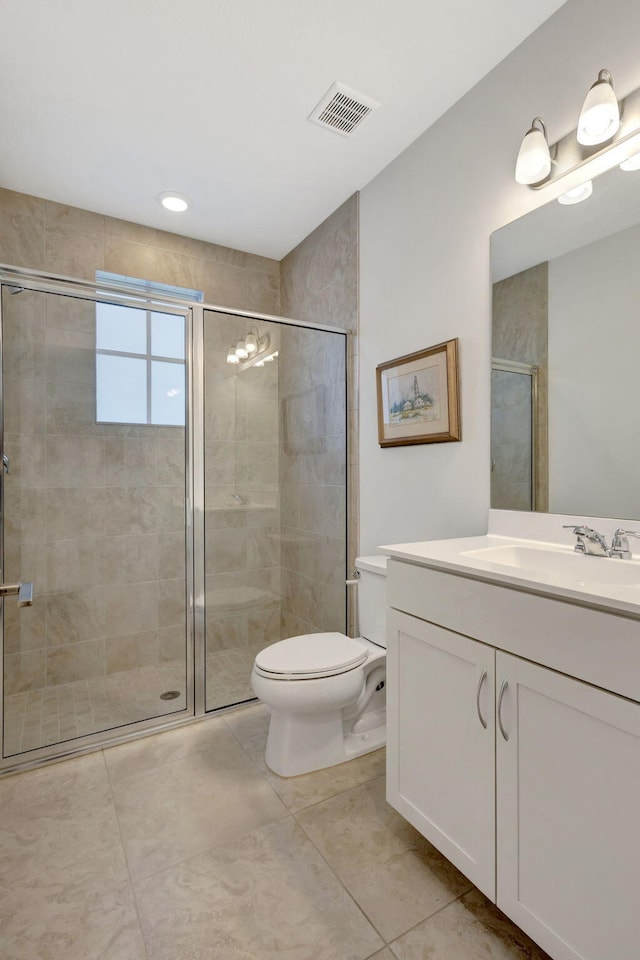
[0,0,566,260]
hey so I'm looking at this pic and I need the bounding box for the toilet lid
[254,632,368,679]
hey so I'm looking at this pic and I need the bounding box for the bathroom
[1,0,638,957]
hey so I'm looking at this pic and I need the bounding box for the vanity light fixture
[557,180,593,205]
[226,326,275,369]
[514,68,640,201]
[515,118,552,185]
[619,151,640,171]
[577,70,619,146]
[157,192,189,212]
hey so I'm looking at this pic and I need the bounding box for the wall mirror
[490,164,640,520]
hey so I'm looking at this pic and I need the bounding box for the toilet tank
[354,555,389,648]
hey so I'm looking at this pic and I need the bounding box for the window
[95,272,202,426]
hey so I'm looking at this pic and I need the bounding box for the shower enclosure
[0,267,348,773]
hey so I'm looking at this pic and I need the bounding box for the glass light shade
[619,151,640,171]
[515,120,551,185]
[226,347,240,364]
[235,339,249,360]
[157,192,189,212]
[245,332,258,354]
[577,72,619,145]
[557,180,593,205]
[254,359,265,367]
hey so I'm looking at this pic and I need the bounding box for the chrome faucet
[562,524,611,557]
[609,528,640,560]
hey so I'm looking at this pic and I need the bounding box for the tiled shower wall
[0,188,281,695]
[280,195,359,635]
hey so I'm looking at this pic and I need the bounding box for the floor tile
[134,817,384,960]
[110,724,289,879]
[225,702,386,812]
[368,951,396,960]
[0,752,128,890]
[104,714,229,782]
[0,878,147,960]
[297,776,471,941]
[389,890,553,959]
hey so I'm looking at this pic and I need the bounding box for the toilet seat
[253,632,368,680]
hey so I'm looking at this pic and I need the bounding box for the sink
[461,543,640,587]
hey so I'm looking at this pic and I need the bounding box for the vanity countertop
[380,534,640,619]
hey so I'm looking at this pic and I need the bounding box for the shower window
[95,272,202,426]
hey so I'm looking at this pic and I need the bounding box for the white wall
[358,0,640,553]
[548,223,640,518]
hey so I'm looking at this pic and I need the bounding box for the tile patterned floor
[3,661,186,756]
[0,703,553,960]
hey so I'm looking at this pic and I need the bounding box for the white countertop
[379,534,640,619]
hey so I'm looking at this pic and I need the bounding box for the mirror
[490,164,640,520]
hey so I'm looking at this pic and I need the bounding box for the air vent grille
[309,82,380,137]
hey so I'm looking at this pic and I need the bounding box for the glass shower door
[203,310,348,711]
[1,283,192,760]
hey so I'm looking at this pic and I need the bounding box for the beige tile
[3,648,46,694]
[0,208,46,269]
[45,488,105,541]
[105,630,159,674]
[103,581,159,635]
[3,596,47,653]
[46,586,106,643]
[46,638,105,684]
[0,752,128,888]
[44,222,104,280]
[134,817,383,960]
[298,776,471,941]
[104,235,159,280]
[104,715,229,782]
[389,890,552,959]
[157,578,185,627]
[0,879,146,960]
[45,538,105,592]
[0,187,45,219]
[3,376,47,435]
[369,952,396,960]
[110,724,288,879]
[46,435,105,487]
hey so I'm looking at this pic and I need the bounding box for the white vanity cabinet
[387,610,496,898]
[386,557,640,960]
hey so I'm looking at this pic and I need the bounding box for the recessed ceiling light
[157,192,189,212]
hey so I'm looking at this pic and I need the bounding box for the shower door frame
[0,264,351,775]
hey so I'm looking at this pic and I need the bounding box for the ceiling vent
[309,82,380,137]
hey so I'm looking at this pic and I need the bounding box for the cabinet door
[387,610,496,898]
[496,652,640,960]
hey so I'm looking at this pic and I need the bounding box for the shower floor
[3,660,186,757]
[3,644,264,758]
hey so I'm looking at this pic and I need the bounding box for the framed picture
[376,338,461,447]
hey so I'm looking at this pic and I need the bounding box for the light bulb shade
[557,180,593,205]
[515,118,551,185]
[619,151,640,172]
[577,70,619,145]
[245,332,258,354]
[227,347,240,364]
[235,339,249,360]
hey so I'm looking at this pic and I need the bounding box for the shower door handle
[0,581,34,606]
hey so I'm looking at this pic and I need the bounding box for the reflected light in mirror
[619,151,640,171]
[557,180,593,205]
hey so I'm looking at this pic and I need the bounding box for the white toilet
[251,555,388,777]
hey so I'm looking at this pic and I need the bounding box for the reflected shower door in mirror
[203,311,347,712]
[491,162,640,520]
[1,285,191,759]
[491,361,540,512]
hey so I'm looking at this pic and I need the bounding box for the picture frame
[376,338,461,447]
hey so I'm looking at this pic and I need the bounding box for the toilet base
[264,706,386,778]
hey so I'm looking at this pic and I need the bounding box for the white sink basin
[461,543,640,587]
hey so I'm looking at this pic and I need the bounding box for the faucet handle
[611,528,640,559]
[562,524,594,536]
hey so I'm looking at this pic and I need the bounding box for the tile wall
[280,195,358,635]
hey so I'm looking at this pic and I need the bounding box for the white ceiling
[0,0,566,260]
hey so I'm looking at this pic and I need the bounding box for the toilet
[251,555,388,777]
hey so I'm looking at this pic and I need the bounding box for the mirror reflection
[490,164,640,520]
